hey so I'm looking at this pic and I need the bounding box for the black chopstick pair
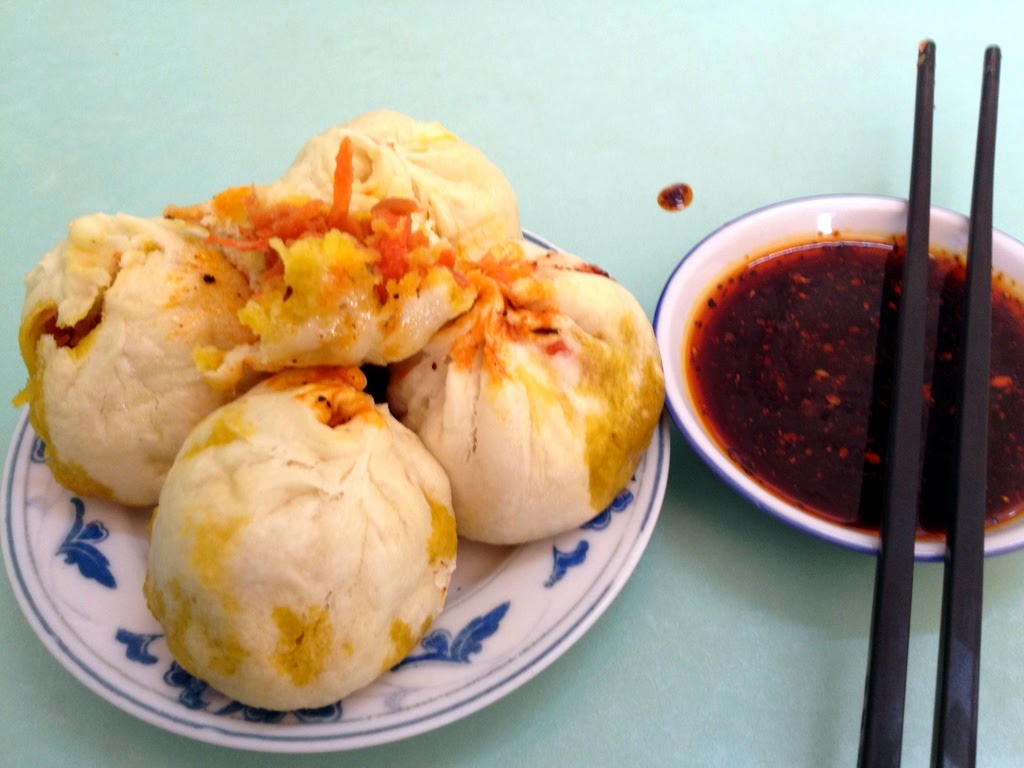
[858,41,1001,768]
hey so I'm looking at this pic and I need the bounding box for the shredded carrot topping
[327,137,354,230]
[164,138,460,302]
[207,233,274,252]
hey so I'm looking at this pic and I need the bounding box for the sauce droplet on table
[658,183,693,211]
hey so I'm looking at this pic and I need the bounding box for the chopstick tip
[918,39,936,68]
[985,45,1001,70]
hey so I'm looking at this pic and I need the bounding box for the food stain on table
[657,183,694,212]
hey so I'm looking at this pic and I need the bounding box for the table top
[3,2,1024,766]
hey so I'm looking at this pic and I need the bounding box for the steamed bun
[387,241,665,544]
[264,110,520,261]
[165,117,497,384]
[144,366,457,710]
[14,213,256,506]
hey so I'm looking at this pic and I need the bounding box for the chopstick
[858,39,935,768]
[859,42,1001,768]
[931,44,1001,768]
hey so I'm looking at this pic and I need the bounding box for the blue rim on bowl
[654,193,1024,561]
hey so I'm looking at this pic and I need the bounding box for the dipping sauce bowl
[655,194,1024,559]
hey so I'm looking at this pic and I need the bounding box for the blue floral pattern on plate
[393,601,511,670]
[582,486,635,531]
[55,497,116,589]
[544,486,635,587]
[545,541,589,588]
[162,662,343,724]
[115,629,162,665]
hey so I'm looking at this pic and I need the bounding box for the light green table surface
[3,2,1024,766]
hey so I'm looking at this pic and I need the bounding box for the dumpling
[14,213,256,506]
[269,110,521,261]
[166,129,481,385]
[144,366,457,711]
[168,110,520,264]
[387,240,665,544]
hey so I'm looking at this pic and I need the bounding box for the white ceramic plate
[655,194,1024,560]
[2,411,668,752]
